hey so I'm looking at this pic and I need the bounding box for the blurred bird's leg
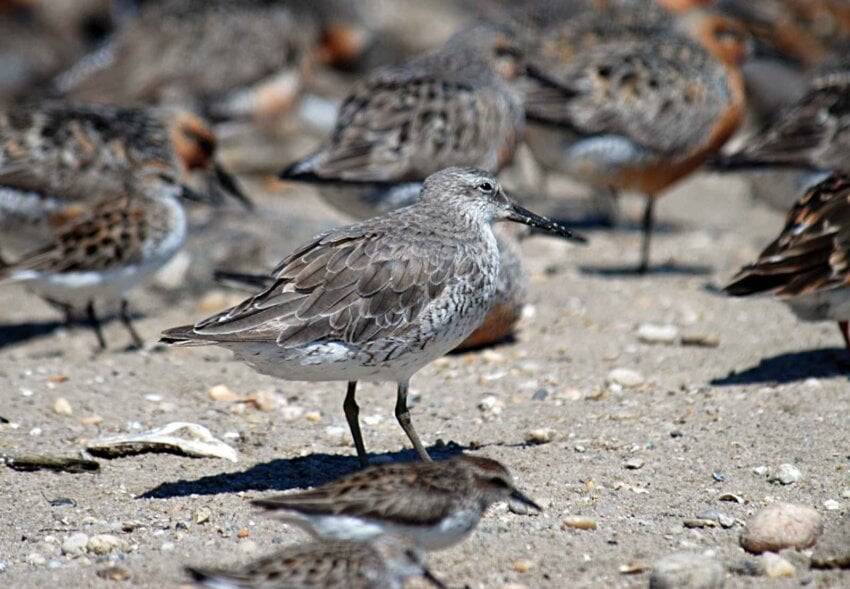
[120,298,143,350]
[343,381,370,468]
[395,380,432,462]
[638,196,655,274]
[43,297,75,326]
[86,301,107,350]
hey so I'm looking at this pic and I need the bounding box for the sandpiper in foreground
[252,454,540,551]
[162,167,584,465]
[186,534,446,589]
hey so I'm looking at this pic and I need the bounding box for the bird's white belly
[787,288,850,322]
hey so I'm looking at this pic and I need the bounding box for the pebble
[680,333,720,348]
[823,499,840,511]
[26,553,46,566]
[80,415,103,426]
[624,457,644,470]
[160,542,175,552]
[740,502,822,554]
[478,395,504,415]
[194,508,211,525]
[237,528,250,539]
[531,388,548,401]
[61,533,89,556]
[239,540,258,554]
[305,411,322,422]
[52,398,72,415]
[811,519,850,569]
[562,516,598,530]
[87,534,126,555]
[718,493,745,504]
[753,465,769,476]
[525,428,556,444]
[769,463,802,485]
[649,553,725,589]
[208,384,239,402]
[324,426,349,445]
[0,560,6,573]
[761,553,795,578]
[513,559,534,573]
[696,509,735,529]
[279,405,304,421]
[637,324,678,345]
[97,566,131,581]
[606,368,645,388]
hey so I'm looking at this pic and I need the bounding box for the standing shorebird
[56,0,371,121]
[0,188,187,349]
[279,26,541,349]
[186,535,446,589]
[162,168,583,465]
[725,173,850,354]
[0,101,248,261]
[252,454,540,551]
[519,7,748,272]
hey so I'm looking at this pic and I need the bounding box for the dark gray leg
[395,380,431,462]
[638,197,655,274]
[86,301,107,350]
[119,299,143,349]
[343,381,369,468]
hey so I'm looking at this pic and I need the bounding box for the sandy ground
[1,169,849,589]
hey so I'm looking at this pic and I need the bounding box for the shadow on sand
[580,262,713,277]
[0,320,65,350]
[711,348,850,386]
[138,443,467,500]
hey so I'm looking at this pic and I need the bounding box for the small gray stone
[61,533,89,556]
[770,463,802,485]
[740,502,822,554]
[697,509,736,529]
[649,553,725,589]
[624,457,645,470]
[26,553,46,567]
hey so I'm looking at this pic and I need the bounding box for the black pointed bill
[509,488,542,512]
[506,203,587,243]
[213,163,254,210]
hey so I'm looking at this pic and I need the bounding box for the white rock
[823,499,840,511]
[607,368,645,388]
[86,534,127,555]
[761,553,795,578]
[478,395,504,415]
[649,552,724,589]
[637,324,679,344]
[61,533,89,556]
[770,463,802,485]
[525,428,556,444]
[52,398,72,415]
[279,405,304,421]
[160,542,175,552]
[26,553,46,566]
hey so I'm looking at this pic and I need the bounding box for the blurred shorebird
[186,535,446,589]
[162,168,583,466]
[714,70,850,175]
[0,187,187,350]
[0,101,248,262]
[280,26,544,349]
[725,173,850,354]
[253,454,540,551]
[56,0,372,121]
[519,6,749,272]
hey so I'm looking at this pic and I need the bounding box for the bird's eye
[477,182,494,193]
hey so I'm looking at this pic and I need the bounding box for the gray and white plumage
[186,535,446,589]
[163,167,580,464]
[252,454,540,551]
[282,26,525,184]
